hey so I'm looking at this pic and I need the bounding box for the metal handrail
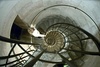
[47,23,100,52]
[0,50,34,59]
[0,23,100,67]
[0,36,39,45]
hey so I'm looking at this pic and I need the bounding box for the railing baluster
[65,49,100,56]
[67,37,90,43]
[24,50,45,67]
[5,43,16,67]
[10,60,26,67]
[0,55,29,66]
[0,50,34,59]
[58,53,77,67]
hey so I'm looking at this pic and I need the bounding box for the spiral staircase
[0,1,100,67]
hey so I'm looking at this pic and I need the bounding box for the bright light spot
[32,28,45,37]
[64,65,69,67]
[68,58,72,61]
[30,24,34,27]
[28,24,45,37]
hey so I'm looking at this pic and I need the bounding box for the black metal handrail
[58,53,77,67]
[0,3,100,66]
[30,4,100,34]
[0,50,34,59]
[0,36,39,45]
[47,23,100,52]
[0,23,100,67]
[0,55,29,66]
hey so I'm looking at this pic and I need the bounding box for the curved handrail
[30,4,100,34]
[0,36,39,45]
[0,5,100,66]
[47,23,100,52]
